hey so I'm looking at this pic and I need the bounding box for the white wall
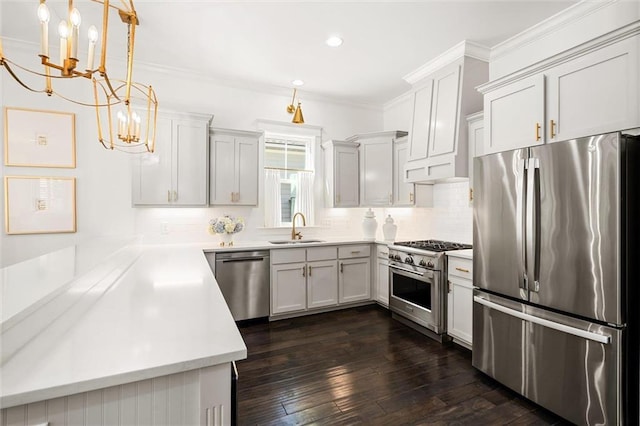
[383,93,413,132]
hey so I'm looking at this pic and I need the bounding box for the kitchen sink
[269,239,325,245]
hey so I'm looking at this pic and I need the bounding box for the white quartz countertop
[0,244,247,409]
[446,248,473,260]
[201,238,386,253]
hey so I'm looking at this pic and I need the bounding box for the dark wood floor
[236,305,570,425]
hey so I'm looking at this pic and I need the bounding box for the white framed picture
[4,176,77,235]
[4,107,76,168]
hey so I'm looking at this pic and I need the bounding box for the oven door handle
[390,265,425,277]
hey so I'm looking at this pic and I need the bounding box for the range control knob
[405,257,414,264]
[419,259,427,267]
[427,261,434,268]
[388,253,394,260]
[393,255,401,261]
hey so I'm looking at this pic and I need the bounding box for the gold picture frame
[4,107,76,168]
[4,176,77,235]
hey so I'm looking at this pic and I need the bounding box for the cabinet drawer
[448,257,473,280]
[376,244,390,260]
[271,248,306,264]
[307,246,337,262]
[338,245,371,259]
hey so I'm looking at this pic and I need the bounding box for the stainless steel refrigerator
[473,132,640,425]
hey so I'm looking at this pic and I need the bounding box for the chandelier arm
[2,62,50,94]
[53,91,120,108]
[4,58,92,79]
[101,73,123,102]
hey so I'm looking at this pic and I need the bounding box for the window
[264,132,314,226]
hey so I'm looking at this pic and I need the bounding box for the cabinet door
[546,37,639,143]
[334,145,359,207]
[235,137,259,205]
[467,114,484,205]
[271,262,307,314]
[132,117,173,205]
[339,258,371,304]
[428,65,461,158]
[307,260,338,309]
[376,259,389,306]
[484,74,545,154]
[360,138,393,206]
[173,119,209,205]
[408,81,433,161]
[210,134,236,205]
[447,276,473,347]
[393,141,414,206]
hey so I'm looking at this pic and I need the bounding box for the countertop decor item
[362,208,377,241]
[208,215,244,246]
[383,214,397,242]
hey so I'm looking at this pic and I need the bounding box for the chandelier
[0,0,158,153]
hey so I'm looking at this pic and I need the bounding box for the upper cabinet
[132,111,212,206]
[347,131,414,207]
[466,111,484,205]
[403,42,489,183]
[322,140,359,207]
[209,128,261,206]
[480,31,639,155]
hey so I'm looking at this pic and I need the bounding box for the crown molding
[477,20,640,94]
[490,0,618,61]
[402,40,490,85]
[1,37,384,113]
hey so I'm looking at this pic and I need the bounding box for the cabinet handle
[469,188,473,202]
[535,123,541,141]
[448,280,452,293]
[340,263,343,273]
[409,192,414,203]
[389,193,393,205]
[455,267,470,273]
[308,265,312,276]
[231,192,234,202]
[235,192,239,202]
[351,250,361,254]
[168,190,171,202]
[380,251,388,256]
[302,266,306,277]
[173,191,178,202]
[550,119,556,138]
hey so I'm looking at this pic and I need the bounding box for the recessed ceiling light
[325,36,343,47]
[292,79,305,86]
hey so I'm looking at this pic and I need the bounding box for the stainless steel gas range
[388,240,471,342]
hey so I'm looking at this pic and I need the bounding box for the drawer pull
[455,267,470,273]
[380,251,389,256]
[351,250,361,254]
[535,123,541,141]
[302,266,306,277]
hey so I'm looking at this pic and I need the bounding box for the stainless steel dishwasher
[207,250,270,321]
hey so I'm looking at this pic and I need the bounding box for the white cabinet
[403,50,488,183]
[271,247,338,316]
[480,33,639,154]
[132,112,212,206]
[466,111,484,205]
[322,140,359,207]
[338,245,371,304]
[209,128,260,206]
[348,131,408,207]
[447,255,473,348]
[483,75,545,155]
[375,244,390,307]
[393,137,416,206]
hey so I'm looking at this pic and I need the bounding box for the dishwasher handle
[221,257,266,263]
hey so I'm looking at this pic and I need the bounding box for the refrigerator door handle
[526,158,541,292]
[474,295,611,344]
[516,158,528,293]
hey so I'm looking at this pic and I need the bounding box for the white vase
[362,208,377,241]
[382,215,398,242]
[219,233,234,246]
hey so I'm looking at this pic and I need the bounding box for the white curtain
[294,170,314,225]
[264,169,282,227]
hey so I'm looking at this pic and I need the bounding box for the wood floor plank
[236,305,566,425]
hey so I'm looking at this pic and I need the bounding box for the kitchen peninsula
[0,239,246,425]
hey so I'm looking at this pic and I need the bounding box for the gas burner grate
[394,240,472,252]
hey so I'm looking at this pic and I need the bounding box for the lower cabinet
[447,256,473,348]
[338,245,371,304]
[376,244,390,307]
[271,245,372,317]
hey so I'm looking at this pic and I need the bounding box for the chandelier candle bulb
[86,25,98,70]
[70,8,81,59]
[58,21,68,66]
[37,3,50,57]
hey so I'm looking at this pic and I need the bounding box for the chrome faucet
[291,212,306,240]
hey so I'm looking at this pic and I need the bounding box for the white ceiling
[1,1,577,106]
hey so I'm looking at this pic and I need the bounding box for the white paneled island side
[0,240,247,426]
